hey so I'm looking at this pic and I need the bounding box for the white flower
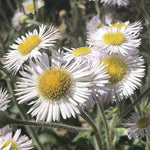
[0,126,12,137]
[4,25,60,74]
[23,0,44,14]
[0,129,32,150]
[63,47,110,109]
[12,12,25,30]
[15,51,109,122]
[97,53,145,104]
[124,112,150,139]
[100,0,129,6]
[0,88,11,111]
[63,46,100,65]
[86,15,102,32]
[87,21,142,55]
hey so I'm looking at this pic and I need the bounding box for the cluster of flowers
[86,15,150,139]
[0,0,149,149]
[0,89,32,149]
[3,14,148,139]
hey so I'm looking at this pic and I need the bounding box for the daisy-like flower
[12,12,28,30]
[87,21,142,55]
[15,51,109,122]
[124,112,150,139]
[97,53,145,103]
[63,46,100,65]
[23,0,44,14]
[4,25,60,74]
[0,88,11,111]
[100,0,129,7]
[86,15,102,33]
[0,129,32,150]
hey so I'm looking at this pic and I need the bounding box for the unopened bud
[19,15,29,24]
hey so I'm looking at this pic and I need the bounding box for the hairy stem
[81,112,103,150]
[8,118,91,133]
[98,101,112,150]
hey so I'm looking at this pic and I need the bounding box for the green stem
[8,118,91,133]
[146,136,150,150]
[81,112,103,150]
[120,87,150,119]
[98,101,112,150]
[130,97,143,116]
[33,0,37,17]
[27,20,43,26]
[95,1,100,17]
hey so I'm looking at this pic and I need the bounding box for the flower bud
[19,15,29,24]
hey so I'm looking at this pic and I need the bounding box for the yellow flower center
[25,3,37,12]
[37,66,72,101]
[137,117,150,128]
[110,23,125,30]
[17,35,42,56]
[2,140,18,150]
[103,32,125,45]
[102,55,127,83]
[73,47,90,57]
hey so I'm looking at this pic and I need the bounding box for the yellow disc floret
[103,32,125,45]
[25,3,37,12]
[37,66,72,101]
[18,35,42,56]
[137,117,150,128]
[73,47,90,57]
[102,55,127,83]
[2,140,18,150]
[110,22,125,30]
[103,22,126,45]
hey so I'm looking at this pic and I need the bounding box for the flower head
[15,51,109,122]
[0,128,32,150]
[4,25,60,74]
[124,112,150,139]
[100,0,129,6]
[97,53,145,104]
[63,46,99,65]
[87,21,142,55]
[0,88,11,111]
[23,0,44,14]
